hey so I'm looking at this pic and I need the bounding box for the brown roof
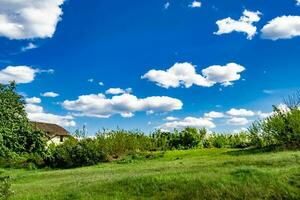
[31,122,69,136]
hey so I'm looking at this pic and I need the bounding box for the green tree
[0,82,46,157]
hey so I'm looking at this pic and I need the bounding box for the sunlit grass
[2,149,300,200]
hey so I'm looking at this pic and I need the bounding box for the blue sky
[0,0,300,135]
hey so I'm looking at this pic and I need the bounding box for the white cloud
[25,103,43,113]
[256,111,273,118]
[202,63,245,87]
[164,116,179,121]
[25,101,75,127]
[227,117,249,126]
[189,1,201,8]
[0,0,66,39]
[297,0,300,6]
[204,111,224,118]
[25,97,41,104]
[227,108,255,117]
[0,66,37,84]
[21,42,37,52]
[142,62,245,89]
[105,88,125,95]
[214,10,262,39]
[0,66,53,84]
[42,92,59,98]
[164,2,170,10]
[87,79,94,83]
[63,93,183,118]
[159,117,215,130]
[99,82,104,86]
[261,16,300,40]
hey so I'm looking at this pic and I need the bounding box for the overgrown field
[2,149,300,200]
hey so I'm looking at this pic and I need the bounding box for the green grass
[1,149,300,200]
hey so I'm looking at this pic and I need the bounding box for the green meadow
[2,148,300,200]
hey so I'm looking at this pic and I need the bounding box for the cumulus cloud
[41,92,59,98]
[227,117,249,125]
[297,0,300,6]
[105,88,132,95]
[0,0,66,39]
[189,1,201,8]
[202,63,245,87]
[204,111,224,118]
[0,65,37,84]
[0,65,53,84]
[214,10,262,39]
[256,111,273,118]
[25,97,41,104]
[227,108,255,117]
[261,16,300,40]
[25,98,75,127]
[63,93,183,118]
[142,62,245,89]
[159,117,215,131]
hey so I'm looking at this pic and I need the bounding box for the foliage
[0,83,46,158]
[0,174,13,200]
[46,138,107,168]
[96,129,156,158]
[151,127,207,150]
[249,93,300,149]
[203,132,251,149]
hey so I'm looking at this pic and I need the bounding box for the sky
[0,0,300,135]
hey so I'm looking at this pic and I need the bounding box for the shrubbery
[0,82,299,170]
[0,173,13,200]
[249,105,300,149]
[45,138,107,168]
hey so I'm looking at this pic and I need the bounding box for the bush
[249,92,300,149]
[96,129,156,158]
[46,138,107,168]
[0,174,13,200]
[151,127,207,150]
[203,132,251,149]
[249,105,300,149]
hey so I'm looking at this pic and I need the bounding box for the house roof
[31,122,69,136]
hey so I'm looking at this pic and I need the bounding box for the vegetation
[0,149,299,200]
[0,173,13,200]
[0,83,299,199]
[0,83,46,158]
[249,92,300,149]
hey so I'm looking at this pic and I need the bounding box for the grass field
[1,149,300,200]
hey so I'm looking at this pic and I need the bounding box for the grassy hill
[2,149,300,200]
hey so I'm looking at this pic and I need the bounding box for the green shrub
[249,92,300,149]
[96,129,155,157]
[0,174,13,200]
[249,106,300,149]
[46,138,107,168]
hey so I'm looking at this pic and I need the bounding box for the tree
[0,82,46,157]
[249,92,300,149]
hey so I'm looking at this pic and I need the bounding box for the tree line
[0,82,299,170]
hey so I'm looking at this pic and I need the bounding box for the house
[31,122,70,145]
